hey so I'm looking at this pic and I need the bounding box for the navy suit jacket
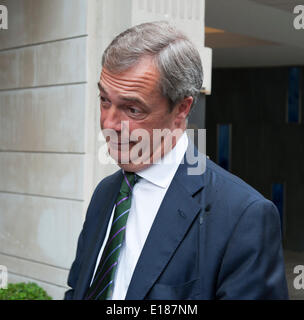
[65,143,289,300]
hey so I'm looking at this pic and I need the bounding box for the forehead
[100,57,160,98]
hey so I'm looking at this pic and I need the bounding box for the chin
[108,144,153,172]
[117,162,152,173]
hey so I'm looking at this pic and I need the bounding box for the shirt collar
[136,132,188,189]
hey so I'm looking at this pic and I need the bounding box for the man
[65,21,288,300]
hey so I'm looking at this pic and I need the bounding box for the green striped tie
[85,171,139,300]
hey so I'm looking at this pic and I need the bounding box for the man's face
[99,56,191,172]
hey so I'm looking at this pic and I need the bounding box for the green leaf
[0,282,52,300]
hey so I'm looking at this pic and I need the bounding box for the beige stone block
[0,152,84,200]
[7,273,66,300]
[0,85,86,153]
[0,193,84,269]
[0,37,87,90]
[0,0,87,50]
[0,253,69,287]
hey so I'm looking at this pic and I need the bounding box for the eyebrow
[97,82,149,110]
[119,96,148,109]
[97,82,107,95]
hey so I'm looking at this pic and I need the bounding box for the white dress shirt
[91,132,188,299]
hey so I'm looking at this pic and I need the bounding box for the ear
[174,96,193,127]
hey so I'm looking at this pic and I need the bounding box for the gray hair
[101,21,203,112]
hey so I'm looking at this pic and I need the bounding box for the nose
[101,106,122,133]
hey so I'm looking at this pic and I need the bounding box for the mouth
[108,141,132,150]
[109,142,128,145]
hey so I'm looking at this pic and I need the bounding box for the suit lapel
[126,142,206,299]
[74,170,123,299]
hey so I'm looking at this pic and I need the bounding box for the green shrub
[0,282,52,300]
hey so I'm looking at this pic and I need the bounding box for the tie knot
[120,171,140,195]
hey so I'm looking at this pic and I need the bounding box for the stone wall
[0,0,207,299]
[0,0,90,299]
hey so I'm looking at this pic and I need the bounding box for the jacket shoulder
[205,158,265,202]
[84,169,122,221]
[93,169,122,195]
[202,158,276,230]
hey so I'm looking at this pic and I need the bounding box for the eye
[125,106,147,120]
[99,94,111,108]
[98,94,107,102]
[129,107,140,114]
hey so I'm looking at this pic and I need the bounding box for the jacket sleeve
[216,199,289,299]
[64,224,86,300]
[64,181,104,300]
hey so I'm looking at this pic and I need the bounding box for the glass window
[217,124,231,171]
[287,67,301,123]
[272,183,284,236]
